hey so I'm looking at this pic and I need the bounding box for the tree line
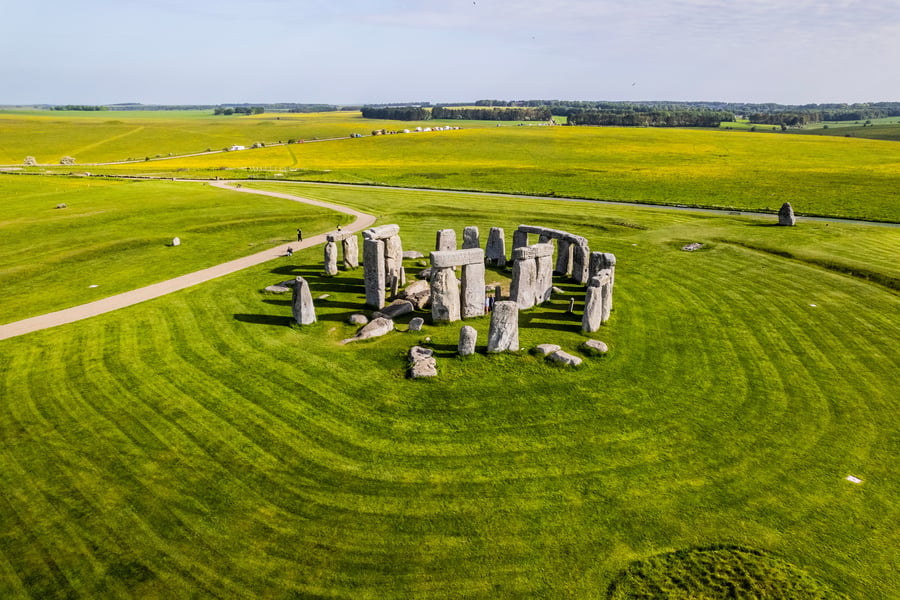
[431,106,551,121]
[52,105,106,111]
[213,106,265,115]
[360,106,431,120]
[567,109,732,127]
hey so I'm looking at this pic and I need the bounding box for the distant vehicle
[350,133,363,138]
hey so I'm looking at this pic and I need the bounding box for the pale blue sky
[2,0,897,105]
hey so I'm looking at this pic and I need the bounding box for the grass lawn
[0,175,350,324]
[76,125,900,223]
[0,182,897,598]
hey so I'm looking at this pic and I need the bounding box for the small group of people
[484,294,497,312]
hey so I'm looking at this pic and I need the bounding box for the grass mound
[607,545,847,599]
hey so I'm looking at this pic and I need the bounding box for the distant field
[79,125,900,222]
[0,182,897,598]
[0,175,346,324]
[720,117,900,141]
[0,110,514,165]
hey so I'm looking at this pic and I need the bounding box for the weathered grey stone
[535,252,554,305]
[682,243,703,252]
[348,313,369,326]
[363,224,400,240]
[588,252,616,310]
[581,339,609,355]
[461,262,486,319]
[778,202,796,226]
[512,229,529,251]
[512,243,554,261]
[409,346,437,378]
[436,229,456,251]
[324,241,339,276]
[374,299,414,320]
[342,235,359,269]
[458,325,477,356]
[291,276,316,325]
[431,267,461,323]
[384,235,403,283]
[55,203,67,209]
[264,285,291,294]
[555,238,572,275]
[582,275,611,332]
[494,284,503,300]
[389,274,400,298]
[363,238,386,309]
[487,301,519,352]
[430,248,484,268]
[462,226,480,250]
[171,236,181,247]
[342,317,394,343]
[567,297,576,313]
[534,343,561,356]
[548,350,582,366]
[401,279,430,297]
[317,294,330,300]
[485,227,506,266]
[571,243,590,284]
[510,256,537,310]
[403,250,424,259]
[552,286,565,295]
[417,267,433,280]
[408,317,425,331]
[326,231,352,243]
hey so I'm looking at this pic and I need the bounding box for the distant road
[0,182,376,341]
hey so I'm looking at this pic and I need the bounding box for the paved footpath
[0,181,376,341]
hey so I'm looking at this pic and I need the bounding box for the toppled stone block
[347,314,369,326]
[403,250,425,259]
[533,343,561,356]
[341,317,394,344]
[581,339,609,355]
[409,345,437,378]
[548,350,583,366]
[264,285,291,294]
[373,299,414,320]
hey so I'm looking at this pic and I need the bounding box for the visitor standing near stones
[297,228,303,242]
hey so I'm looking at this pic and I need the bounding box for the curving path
[0,182,376,341]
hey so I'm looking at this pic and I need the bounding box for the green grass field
[0,175,348,324]
[0,182,897,598]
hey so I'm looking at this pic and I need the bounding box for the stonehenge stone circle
[458,325,477,356]
[327,231,360,269]
[779,202,797,226]
[291,276,316,325]
[485,227,506,267]
[429,248,486,322]
[487,301,519,353]
[510,243,554,309]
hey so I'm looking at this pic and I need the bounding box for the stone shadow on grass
[233,314,294,327]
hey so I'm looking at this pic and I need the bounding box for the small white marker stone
[810,304,817,307]
[89,284,99,288]
[845,475,862,484]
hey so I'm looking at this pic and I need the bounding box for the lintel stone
[430,248,484,268]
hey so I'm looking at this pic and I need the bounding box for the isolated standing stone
[408,317,425,331]
[342,235,359,268]
[431,267,461,323]
[487,301,519,353]
[462,226,480,249]
[324,241,339,276]
[778,202,796,226]
[436,229,457,251]
[363,238,386,309]
[458,325,477,356]
[485,227,506,266]
[291,276,316,325]
[171,237,181,247]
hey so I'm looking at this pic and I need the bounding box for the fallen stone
[417,267,433,280]
[533,343,561,356]
[171,237,181,247]
[55,203,67,209]
[400,279,430,297]
[373,299,414,320]
[317,294,330,300]
[348,313,369,326]
[682,243,703,251]
[409,345,437,378]
[403,250,425,259]
[458,325,477,356]
[548,350,583,366]
[264,285,291,294]
[408,317,425,331]
[581,339,609,355]
[341,317,394,343]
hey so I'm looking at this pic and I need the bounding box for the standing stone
[600,278,613,323]
[462,226,480,250]
[324,241,339,276]
[342,235,359,269]
[384,235,404,287]
[458,325,477,356]
[582,275,610,333]
[535,250,555,305]
[494,284,503,301]
[571,243,591,284]
[436,229,457,251]
[487,301,519,353]
[291,276,316,325]
[399,266,407,286]
[555,238,572,275]
[538,233,552,244]
[485,227,506,267]
[510,255,537,310]
[778,202,796,226]
[389,275,400,298]
[431,267,461,323]
[461,262,486,319]
[171,237,181,247]
[567,297,575,313]
[512,229,529,251]
[363,238,386,309]
[408,317,425,331]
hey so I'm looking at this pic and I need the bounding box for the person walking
[297,228,303,242]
